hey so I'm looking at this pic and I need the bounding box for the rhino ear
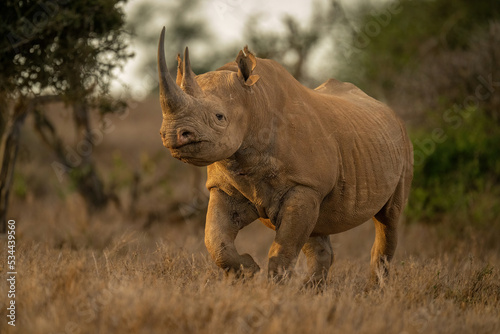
[176,53,183,86]
[236,47,260,87]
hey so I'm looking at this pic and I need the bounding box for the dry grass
[1,98,499,333]
[2,206,500,334]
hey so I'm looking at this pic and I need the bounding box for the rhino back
[270,78,409,232]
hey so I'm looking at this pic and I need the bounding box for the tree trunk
[71,101,109,211]
[0,99,28,233]
[33,101,110,213]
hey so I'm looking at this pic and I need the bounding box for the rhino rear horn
[180,47,203,97]
[176,53,183,86]
[157,27,189,112]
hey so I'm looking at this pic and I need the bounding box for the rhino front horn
[157,27,189,112]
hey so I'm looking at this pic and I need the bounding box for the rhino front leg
[268,186,320,281]
[302,235,334,286]
[205,188,260,276]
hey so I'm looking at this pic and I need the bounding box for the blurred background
[1,0,499,251]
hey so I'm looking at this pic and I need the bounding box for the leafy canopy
[0,0,132,100]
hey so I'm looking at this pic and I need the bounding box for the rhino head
[157,27,259,166]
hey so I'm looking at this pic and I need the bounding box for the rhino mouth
[169,140,209,160]
[170,140,206,150]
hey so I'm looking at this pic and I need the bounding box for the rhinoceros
[157,27,413,285]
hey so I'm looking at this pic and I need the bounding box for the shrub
[407,108,500,229]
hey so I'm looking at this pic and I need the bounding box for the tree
[0,0,132,232]
[332,0,500,120]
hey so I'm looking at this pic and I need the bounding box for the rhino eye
[215,113,225,121]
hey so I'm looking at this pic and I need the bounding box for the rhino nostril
[176,129,195,146]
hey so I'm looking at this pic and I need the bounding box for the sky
[203,0,373,39]
[115,0,376,99]
[203,0,314,41]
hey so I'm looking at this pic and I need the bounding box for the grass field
[1,98,499,333]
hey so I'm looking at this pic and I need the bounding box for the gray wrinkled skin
[157,28,413,285]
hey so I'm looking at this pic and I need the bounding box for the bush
[407,108,500,228]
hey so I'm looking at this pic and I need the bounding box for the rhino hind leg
[370,216,397,286]
[302,235,334,287]
[369,175,408,286]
